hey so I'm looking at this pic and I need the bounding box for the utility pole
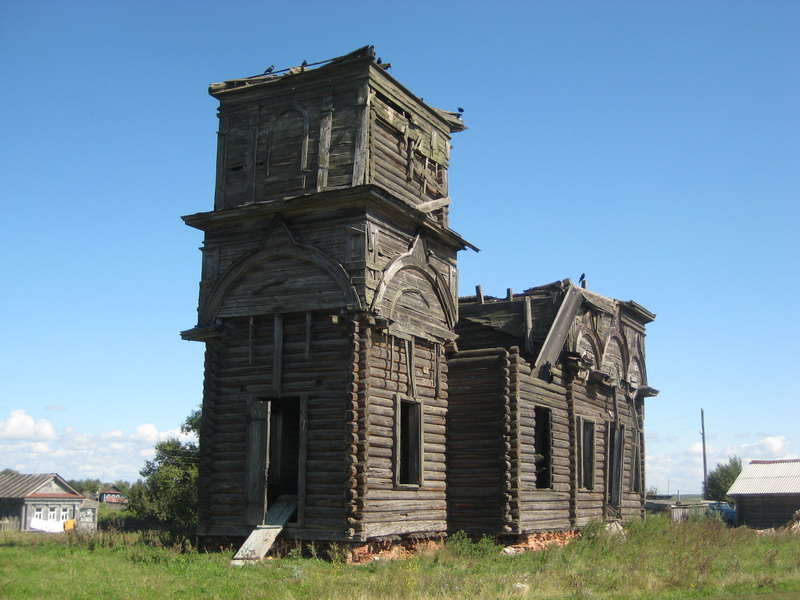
[701,408,708,496]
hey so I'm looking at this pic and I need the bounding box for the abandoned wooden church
[181,46,658,550]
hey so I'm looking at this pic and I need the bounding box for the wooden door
[246,399,271,526]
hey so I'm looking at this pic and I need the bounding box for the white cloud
[0,409,57,441]
[130,423,160,444]
[646,435,796,496]
[737,435,797,461]
[0,408,196,482]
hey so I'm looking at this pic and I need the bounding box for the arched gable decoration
[601,329,629,384]
[575,326,602,368]
[371,234,456,340]
[198,215,361,325]
[627,356,645,389]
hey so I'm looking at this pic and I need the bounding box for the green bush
[444,530,498,558]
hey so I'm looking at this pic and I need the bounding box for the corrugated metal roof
[727,459,800,495]
[0,473,81,499]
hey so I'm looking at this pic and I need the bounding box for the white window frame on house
[60,506,70,521]
[48,506,57,520]
[34,506,43,519]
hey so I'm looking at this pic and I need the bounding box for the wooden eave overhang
[182,184,478,252]
[27,492,83,499]
[637,385,660,399]
[208,45,466,134]
[181,324,225,342]
[621,300,656,325]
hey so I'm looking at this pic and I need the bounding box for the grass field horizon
[2,514,799,599]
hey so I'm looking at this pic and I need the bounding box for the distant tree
[646,485,661,496]
[704,455,742,505]
[182,408,201,436]
[67,478,103,497]
[1,468,20,476]
[112,480,132,496]
[127,407,200,533]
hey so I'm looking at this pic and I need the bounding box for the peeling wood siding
[216,75,366,209]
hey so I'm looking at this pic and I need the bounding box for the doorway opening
[267,397,300,508]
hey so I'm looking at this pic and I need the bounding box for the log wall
[513,354,572,532]
[198,311,351,537]
[735,494,800,529]
[357,333,447,537]
[216,72,366,210]
[445,348,505,534]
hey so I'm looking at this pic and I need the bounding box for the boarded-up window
[267,109,308,183]
[534,406,553,489]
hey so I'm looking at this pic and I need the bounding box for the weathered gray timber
[448,281,658,534]
[230,494,298,566]
[183,46,658,552]
[184,47,473,544]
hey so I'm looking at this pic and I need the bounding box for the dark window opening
[581,419,595,490]
[534,406,553,489]
[398,399,421,485]
[374,90,412,120]
[608,422,625,507]
[632,431,642,494]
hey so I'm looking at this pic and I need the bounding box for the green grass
[2,515,799,599]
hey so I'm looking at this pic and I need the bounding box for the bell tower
[182,47,475,541]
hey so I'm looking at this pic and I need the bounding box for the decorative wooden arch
[371,234,457,335]
[575,325,603,368]
[601,328,629,382]
[198,215,361,325]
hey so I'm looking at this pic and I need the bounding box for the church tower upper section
[209,45,465,229]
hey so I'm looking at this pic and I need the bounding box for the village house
[98,485,129,509]
[181,46,657,554]
[0,472,97,532]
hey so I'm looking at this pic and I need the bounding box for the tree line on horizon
[5,410,743,535]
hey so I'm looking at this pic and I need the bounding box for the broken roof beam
[532,285,583,379]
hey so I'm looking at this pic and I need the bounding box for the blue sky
[1,1,798,493]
